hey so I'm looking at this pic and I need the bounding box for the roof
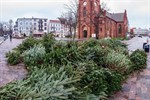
[58,18,68,25]
[106,12,124,22]
[17,17,47,21]
[49,20,60,23]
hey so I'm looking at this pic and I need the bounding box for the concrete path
[109,37,150,100]
[0,38,27,87]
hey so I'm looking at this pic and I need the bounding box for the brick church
[77,0,129,39]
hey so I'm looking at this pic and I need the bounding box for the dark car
[138,35,142,38]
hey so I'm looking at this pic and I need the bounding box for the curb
[0,39,5,45]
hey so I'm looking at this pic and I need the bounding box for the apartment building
[49,20,69,37]
[49,20,61,33]
[14,17,48,36]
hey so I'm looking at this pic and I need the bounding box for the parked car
[138,35,142,38]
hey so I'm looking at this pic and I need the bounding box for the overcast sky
[0,0,150,29]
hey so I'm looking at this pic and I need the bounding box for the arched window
[83,7,86,17]
[94,2,98,13]
[83,1,87,6]
[94,2,97,7]
[118,24,122,34]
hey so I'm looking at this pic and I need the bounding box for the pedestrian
[23,33,26,37]
[10,34,12,42]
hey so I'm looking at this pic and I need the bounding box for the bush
[105,50,131,74]
[131,49,147,58]
[7,51,22,65]
[114,46,128,55]
[23,44,46,68]
[79,68,123,99]
[99,39,127,50]
[14,37,40,53]
[42,34,55,53]
[81,39,100,48]
[83,46,106,66]
[0,67,77,100]
[4,37,145,99]
[130,50,147,70]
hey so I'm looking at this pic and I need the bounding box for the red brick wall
[78,0,128,39]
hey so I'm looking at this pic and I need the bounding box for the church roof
[106,12,124,22]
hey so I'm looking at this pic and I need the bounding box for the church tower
[78,0,100,39]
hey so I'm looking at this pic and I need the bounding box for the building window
[83,7,86,17]
[26,22,28,25]
[100,20,102,24]
[26,27,28,30]
[34,23,36,25]
[118,24,122,34]
[44,27,47,30]
[44,23,47,26]
[100,28,102,32]
[34,27,36,30]
[44,19,47,22]
[94,2,97,7]
[84,18,86,22]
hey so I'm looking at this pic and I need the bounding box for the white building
[133,28,149,36]
[14,17,48,36]
[49,20,61,34]
[49,20,69,37]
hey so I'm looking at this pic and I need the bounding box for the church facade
[77,0,129,39]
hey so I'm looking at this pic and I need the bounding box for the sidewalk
[109,37,150,100]
[0,38,27,87]
[0,37,4,45]
[109,54,150,100]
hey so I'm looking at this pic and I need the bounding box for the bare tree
[0,22,4,36]
[8,19,13,35]
[58,0,78,41]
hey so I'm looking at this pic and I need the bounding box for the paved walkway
[109,37,150,100]
[0,38,27,87]
[109,54,150,100]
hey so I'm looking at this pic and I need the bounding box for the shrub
[42,34,55,53]
[114,46,129,55]
[130,50,147,70]
[105,50,131,74]
[131,49,147,58]
[83,46,106,66]
[14,37,39,53]
[45,41,83,66]
[79,68,123,99]
[0,67,77,100]
[23,44,46,68]
[99,39,127,50]
[81,39,100,48]
[4,37,143,99]
[7,51,22,65]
